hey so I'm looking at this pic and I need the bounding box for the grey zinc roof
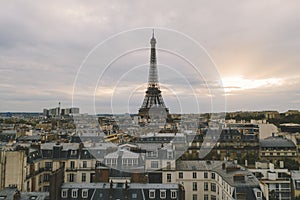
[175,160,214,171]
[136,142,163,151]
[18,135,42,141]
[260,136,296,148]
[61,182,179,189]
[105,149,140,159]
[0,188,49,200]
[41,142,79,150]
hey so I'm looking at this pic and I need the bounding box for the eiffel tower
[138,30,169,123]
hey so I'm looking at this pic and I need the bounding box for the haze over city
[1,1,300,113]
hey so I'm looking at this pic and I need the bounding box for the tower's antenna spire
[149,30,158,86]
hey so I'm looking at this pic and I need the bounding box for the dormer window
[82,189,88,198]
[61,189,68,198]
[167,151,173,159]
[71,189,78,198]
[257,192,262,198]
[149,190,155,199]
[171,190,177,199]
[147,151,158,158]
[160,190,166,199]
[71,150,77,156]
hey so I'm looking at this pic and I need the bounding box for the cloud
[222,76,283,93]
[0,1,300,113]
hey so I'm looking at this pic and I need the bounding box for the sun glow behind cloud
[221,76,283,93]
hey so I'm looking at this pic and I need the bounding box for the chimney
[110,180,113,189]
[222,163,226,170]
[13,190,21,200]
[109,179,113,198]
[233,174,245,182]
[95,167,109,182]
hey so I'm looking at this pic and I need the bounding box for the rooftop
[260,136,296,148]
[175,160,260,187]
[61,182,179,189]
[0,188,49,200]
[41,142,79,150]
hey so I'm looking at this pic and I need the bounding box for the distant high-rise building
[43,106,79,117]
[138,30,169,122]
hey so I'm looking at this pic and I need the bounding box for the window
[167,151,173,159]
[211,172,215,179]
[96,161,101,167]
[204,182,209,191]
[151,161,159,168]
[132,193,137,199]
[82,189,88,198]
[179,172,183,179]
[69,174,75,182]
[192,194,197,200]
[122,159,127,166]
[61,189,68,198]
[149,190,155,199]
[112,158,118,165]
[257,192,262,197]
[211,183,216,192]
[83,150,88,155]
[148,151,158,158]
[211,195,216,200]
[43,186,49,192]
[204,172,208,178]
[82,161,87,168]
[43,174,50,182]
[193,182,197,191]
[193,172,197,179]
[132,159,138,166]
[166,162,171,169]
[45,162,52,170]
[171,190,177,199]
[70,161,75,169]
[167,174,171,182]
[160,190,166,199]
[60,162,65,168]
[82,173,86,182]
[204,194,208,200]
[127,159,133,166]
[71,150,77,156]
[71,189,78,198]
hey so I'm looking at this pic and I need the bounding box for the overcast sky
[0,1,300,114]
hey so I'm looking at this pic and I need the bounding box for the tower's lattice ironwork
[138,31,169,121]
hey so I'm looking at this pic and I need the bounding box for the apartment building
[162,160,263,200]
[260,136,297,162]
[250,162,291,200]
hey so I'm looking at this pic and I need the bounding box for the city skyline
[1,1,300,113]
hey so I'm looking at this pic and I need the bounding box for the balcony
[66,167,77,172]
[78,167,94,171]
[44,167,52,172]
